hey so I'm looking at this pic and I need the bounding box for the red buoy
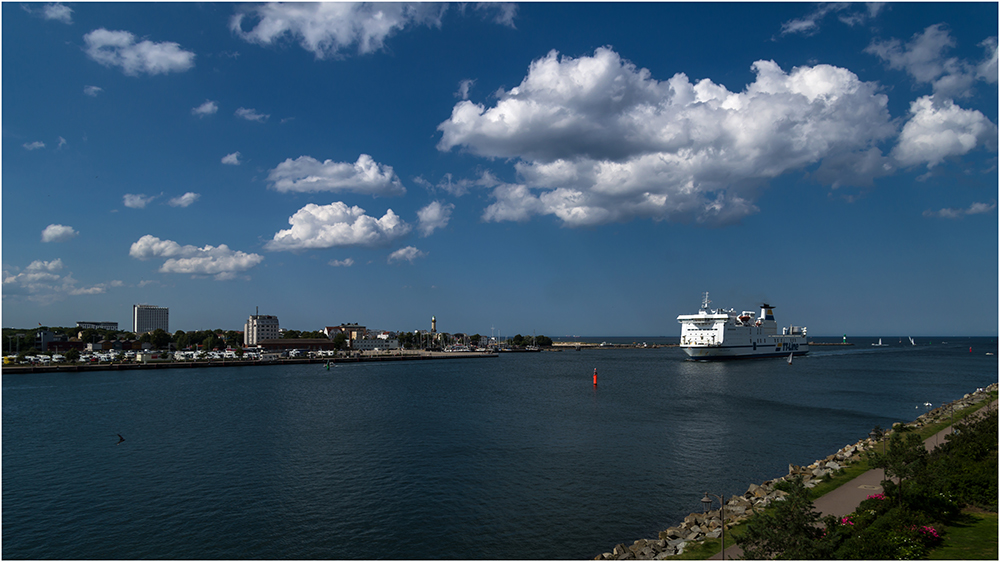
[593,368,598,386]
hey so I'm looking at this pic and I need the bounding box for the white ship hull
[678,293,809,360]
[681,336,809,359]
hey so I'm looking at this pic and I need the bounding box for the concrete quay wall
[596,383,999,560]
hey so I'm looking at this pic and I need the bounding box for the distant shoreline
[1,351,498,375]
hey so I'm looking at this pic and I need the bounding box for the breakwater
[1,351,497,375]
[596,383,998,560]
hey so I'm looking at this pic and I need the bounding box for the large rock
[728,495,752,508]
[659,527,683,539]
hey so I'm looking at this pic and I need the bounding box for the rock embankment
[596,384,997,560]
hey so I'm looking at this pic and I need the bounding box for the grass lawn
[929,512,998,560]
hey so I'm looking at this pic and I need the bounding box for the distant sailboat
[872,338,888,347]
[908,337,916,346]
[787,352,793,365]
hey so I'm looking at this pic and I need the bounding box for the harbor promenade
[708,399,998,560]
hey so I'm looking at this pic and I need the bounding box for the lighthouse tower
[431,316,436,334]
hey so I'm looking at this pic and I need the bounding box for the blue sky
[3,2,997,337]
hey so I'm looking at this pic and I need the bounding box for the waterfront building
[133,304,169,334]
[324,323,366,347]
[245,314,280,346]
[34,330,68,352]
[352,337,400,352]
[76,321,119,331]
[256,338,340,352]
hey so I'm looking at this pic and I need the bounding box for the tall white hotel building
[133,304,169,334]
[245,313,279,346]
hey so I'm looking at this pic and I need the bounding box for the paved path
[708,401,997,560]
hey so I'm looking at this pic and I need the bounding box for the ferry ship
[677,293,809,360]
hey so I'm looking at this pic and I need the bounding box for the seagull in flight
[116,434,125,445]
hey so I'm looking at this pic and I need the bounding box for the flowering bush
[866,492,887,501]
[840,515,855,526]
[913,525,942,545]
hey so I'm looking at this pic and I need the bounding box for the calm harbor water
[3,337,996,559]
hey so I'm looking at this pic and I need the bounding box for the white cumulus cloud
[41,224,79,242]
[123,193,157,208]
[222,152,242,165]
[192,100,218,117]
[84,28,195,76]
[417,201,455,237]
[129,235,264,280]
[866,24,999,100]
[27,258,64,273]
[455,79,475,100]
[3,259,120,303]
[267,154,405,197]
[892,96,998,168]
[168,192,200,207]
[231,3,446,59]
[388,246,427,264]
[438,47,896,226]
[977,38,998,83]
[329,258,355,267]
[43,3,73,24]
[235,107,269,122]
[23,141,45,150]
[778,3,883,37]
[266,202,412,251]
[84,85,104,97]
[923,201,997,219]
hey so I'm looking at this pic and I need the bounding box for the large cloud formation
[267,154,405,197]
[438,47,900,226]
[266,202,411,250]
[130,235,264,280]
[84,28,195,76]
[230,3,515,59]
[230,3,446,59]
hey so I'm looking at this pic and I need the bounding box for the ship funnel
[760,304,775,321]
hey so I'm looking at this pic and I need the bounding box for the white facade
[245,314,280,346]
[352,337,399,351]
[133,304,169,334]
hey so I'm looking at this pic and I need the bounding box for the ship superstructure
[677,292,808,360]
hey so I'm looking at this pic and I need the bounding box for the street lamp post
[701,492,726,559]
[869,426,885,456]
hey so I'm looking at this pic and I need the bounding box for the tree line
[3,326,555,355]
